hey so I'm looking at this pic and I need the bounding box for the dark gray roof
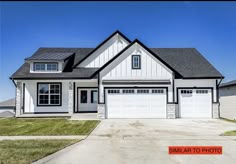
[10,47,223,79]
[150,48,223,78]
[25,48,94,65]
[26,52,74,61]
[0,98,15,107]
[11,63,98,79]
[220,80,236,88]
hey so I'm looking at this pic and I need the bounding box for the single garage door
[179,89,212,118]
[106,88,166,118]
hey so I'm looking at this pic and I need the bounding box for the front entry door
[78,88,98,112]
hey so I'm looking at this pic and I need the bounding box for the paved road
[35,119,236,164]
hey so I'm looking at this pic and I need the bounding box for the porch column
[15,81,22,117]
[68,82,74,115]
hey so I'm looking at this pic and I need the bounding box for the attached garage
[179,89,212,118]
[106,88,167,118]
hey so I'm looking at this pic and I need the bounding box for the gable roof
[220,80,236,88]
[91,39,182,78]
[10,32,223,80]
[0,98,15,107]
[72,30,132,68]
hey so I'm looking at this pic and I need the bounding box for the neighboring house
[219,80,236,120]
[0,98,15,116]
[10,30,224,119]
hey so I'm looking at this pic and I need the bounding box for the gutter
[10,78,17,87]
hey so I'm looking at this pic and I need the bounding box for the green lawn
[0,118,100,136]
[0,139,79,164]
[222,130,236,136]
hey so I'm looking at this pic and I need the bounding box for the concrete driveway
[35,119,236,164]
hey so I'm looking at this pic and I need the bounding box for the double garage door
[106,88,212,119]
[106,88,167,118]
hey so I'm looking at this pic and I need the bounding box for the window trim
[37,82,62,106]
[132,55,141,69]
[34,62,58,72]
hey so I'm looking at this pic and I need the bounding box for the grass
[220,118,236,136]
[220,118,236,123]
[222,130,236,136]
[0,139,79,164]
[0,118,100,136]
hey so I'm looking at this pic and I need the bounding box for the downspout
[217,77,224,118]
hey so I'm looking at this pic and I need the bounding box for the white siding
[99,43,173,103]
[101,44,172,80]
[79,34,129,68]
[74,80,98,112]
[174,79,217,102]
[22,80,70,113]
[219,86,236,120]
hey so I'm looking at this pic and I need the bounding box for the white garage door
[179,89,212,118]
[106,88,166,118]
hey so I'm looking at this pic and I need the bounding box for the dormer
[25,51,74,73]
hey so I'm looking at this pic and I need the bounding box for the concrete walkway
[34,119,236,164]
[0,135,87,141]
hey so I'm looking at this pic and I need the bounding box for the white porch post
[68,82,74,115]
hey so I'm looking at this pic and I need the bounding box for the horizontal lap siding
[220,86,236,120]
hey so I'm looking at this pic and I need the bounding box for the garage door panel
[106,88,166,118]
[179,89,212,118]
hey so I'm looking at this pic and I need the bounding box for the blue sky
[0,2,236,101]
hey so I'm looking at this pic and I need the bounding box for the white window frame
[34,62,58,72]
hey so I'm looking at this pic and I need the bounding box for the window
[132,55,141,69]
[91,90,98,103]
[34,63,58,72]
[108,89,120,94]
[38,83,61,106]
[152,89,164,94]
[122,89,135,94]
[137,89,149,94]
[196,90,208,94]
[80,90,87,103]
[181,90,192,94]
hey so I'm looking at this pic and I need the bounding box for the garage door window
[108,90,120,94]
[137,89,149,93]
[123,89,135,94]
[181,90,192,94]
[196,90,208,94]
[152,89,164,94]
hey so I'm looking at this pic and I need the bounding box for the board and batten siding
[99,43,173,103]
[79,34,129,68]
[219,86,236,120]
[22,80,70,113]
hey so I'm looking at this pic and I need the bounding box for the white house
[10,31,224,119]
[219,80,236,120]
